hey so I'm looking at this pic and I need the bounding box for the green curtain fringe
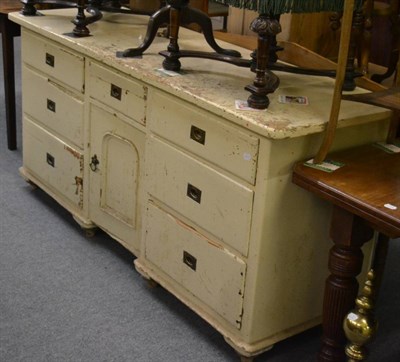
[212,0,363,14]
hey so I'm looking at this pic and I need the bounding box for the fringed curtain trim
[212,0,363,14]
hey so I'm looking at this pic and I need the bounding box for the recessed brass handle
[46,153,55,167]
[187,183,202,204]
[89,154,99,172]
[47,99,56,113]
[183,251,197,271]
[45,53,55,67]
[190,125,206,145]
[110,84,122,100]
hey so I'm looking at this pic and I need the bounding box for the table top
[293,143,400,238]
[0,1,23,14]
[9,8,391,139]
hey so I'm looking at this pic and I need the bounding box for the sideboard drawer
[22,31,84,93]
[146,136,253,256]
[23,66,84,148]
[148,89,259,184]
[23,117,84,210]
[145,202,246,329]
[88,61,147,125]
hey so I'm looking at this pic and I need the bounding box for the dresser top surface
[9,9,390,139]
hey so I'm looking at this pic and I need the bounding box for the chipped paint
[143,85,148,101]
[75,176,84,209]
[64,145,81,159]
[207,240,224,250]
[174,215,224,250]
[79,157,84,173]
[175,217,197,233]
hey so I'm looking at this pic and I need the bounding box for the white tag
[235,100,263,111]
[375,142,400,153]
[384,203,397,210]
[278,95,309,105]
[305,159,344,172]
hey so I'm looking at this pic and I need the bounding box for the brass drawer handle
[47,99,56,113]
[110,84,122,100]
[187,183,202,204]
[45,53,55,67]
[190,125,206,145]
[90,154,99,172]
[183,251,197,271]
[46,153,55,167]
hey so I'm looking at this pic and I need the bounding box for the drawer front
[23,117,84,209]
[148,89,259,184]
[22,31,84,93]
[88,61,147,125]
[146,136,253,256]
[23,66,84,148]
[145,202,246,329]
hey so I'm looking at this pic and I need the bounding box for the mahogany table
[293,144,400,361]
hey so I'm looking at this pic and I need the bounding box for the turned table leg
[20,0,38,16]
[245,14,281,110]
[318,206,374,362]
[162,4,181,71]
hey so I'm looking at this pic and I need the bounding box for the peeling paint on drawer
[64,145,82,159]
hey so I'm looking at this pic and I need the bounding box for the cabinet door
[89,104,145,254]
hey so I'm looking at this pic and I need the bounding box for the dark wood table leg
[371,0,399,84]
[318,206,374,362]
[1,13,20,151]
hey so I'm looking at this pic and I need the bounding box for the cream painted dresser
[10,9,391,360]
